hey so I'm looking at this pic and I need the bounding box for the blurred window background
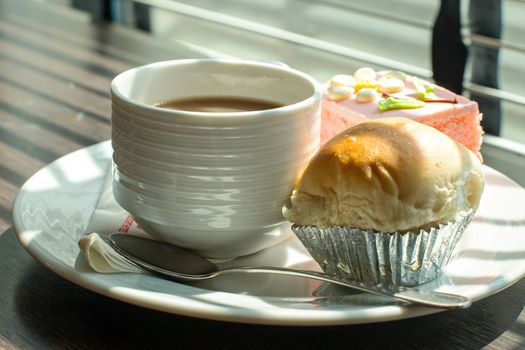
[44,0,525,183]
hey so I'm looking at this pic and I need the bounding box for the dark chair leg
[431,0,467,95]
[469,0,502,135]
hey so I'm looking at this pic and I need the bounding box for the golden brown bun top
[283,117,484,232]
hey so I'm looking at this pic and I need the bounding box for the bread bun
[283,117,484,232]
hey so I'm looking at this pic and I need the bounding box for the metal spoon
[108,233,471,309]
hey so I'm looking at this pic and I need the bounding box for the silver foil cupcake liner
[292,210,475,287]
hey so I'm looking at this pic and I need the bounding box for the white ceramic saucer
[12,141,525,325]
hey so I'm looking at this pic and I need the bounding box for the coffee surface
[155,96,283,113]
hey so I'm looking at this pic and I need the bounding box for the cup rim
[110,58,321,119]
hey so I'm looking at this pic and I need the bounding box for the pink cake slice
[321,71,483,159]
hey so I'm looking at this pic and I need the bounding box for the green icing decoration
[413,77,439,101]
[378,96,426,112]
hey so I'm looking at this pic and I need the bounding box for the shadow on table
[6,224,522,350]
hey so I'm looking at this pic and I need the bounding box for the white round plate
[12,141,525,326]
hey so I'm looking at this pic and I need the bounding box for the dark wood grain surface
[0,1,523,349]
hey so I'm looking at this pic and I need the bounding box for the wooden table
[0,1,523,349]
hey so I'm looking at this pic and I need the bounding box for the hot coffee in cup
[111,58,321,258]
[155,96,283,113]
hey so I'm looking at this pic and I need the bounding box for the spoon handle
[216,266,471,309]
[107,233,471,309]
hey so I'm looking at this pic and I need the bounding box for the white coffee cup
[111,58,321,258]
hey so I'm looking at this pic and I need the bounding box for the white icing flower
[377,78,405,94]
[356,88,378,103]
[354,67,376,82]
[330,74,356,88]
[328,86,354,101]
